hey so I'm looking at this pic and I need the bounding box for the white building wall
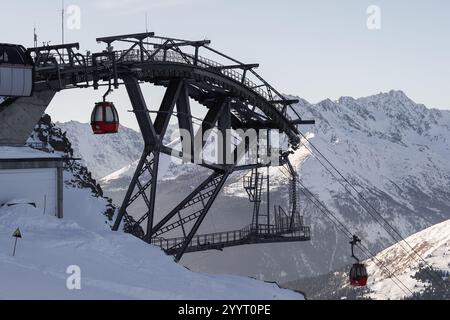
[0,168,57,216]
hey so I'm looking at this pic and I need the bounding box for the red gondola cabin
[91,102,120,134]
[349,263,368,287]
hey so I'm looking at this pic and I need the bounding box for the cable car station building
[0,146,65,219]
[0,44,64,218]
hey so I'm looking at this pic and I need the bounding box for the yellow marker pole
[12,237,18,257]
[12,228,22,257]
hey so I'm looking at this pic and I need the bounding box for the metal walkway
[28,32,314,148]
[153,220,311,255]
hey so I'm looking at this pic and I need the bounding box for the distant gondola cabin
[350,263,368,287]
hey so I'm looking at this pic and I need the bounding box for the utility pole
[61,0,65,44]
[267,166,270,231]
[145,13,150,51]
[33,24,38,48]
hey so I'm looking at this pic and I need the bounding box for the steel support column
[176,82,195,161]
[144,151,159,243]
[113,74,160,242]
[122,75,158,146]
[154,80,183,137]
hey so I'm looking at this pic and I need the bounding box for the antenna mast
[33,24,38,48]
[61,0,65,44]
[145,13,150,50]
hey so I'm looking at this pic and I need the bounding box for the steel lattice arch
[15,32,315,261]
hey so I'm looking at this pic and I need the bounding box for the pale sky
[2,0,449,130]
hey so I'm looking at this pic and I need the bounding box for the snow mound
[0,180,302,300]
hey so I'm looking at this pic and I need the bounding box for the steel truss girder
[154,171,230,262]
[112,74,161,244]
[112,147,160,242]
[29,32,316,148]
[150,172,225,236]
[112,71,297,260]
[112,73,233,261]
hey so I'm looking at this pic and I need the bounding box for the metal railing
[91,48,291,119]
[33,45,295,125]
[152,221,310,252]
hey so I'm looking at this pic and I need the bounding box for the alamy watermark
[66,4,81,30]
[66,265,81,290]
[167,128,283,166]
[367,5,381,30]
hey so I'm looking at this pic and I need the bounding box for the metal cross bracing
[151,166,310,256]
[25,32,314,260]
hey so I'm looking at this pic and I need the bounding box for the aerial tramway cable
[276,166,414,296]
[293,130,446,289]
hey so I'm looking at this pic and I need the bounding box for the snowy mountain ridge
[293,90,450,237]
[56,121,144,179]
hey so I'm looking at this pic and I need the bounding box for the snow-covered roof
[0,146,63,160]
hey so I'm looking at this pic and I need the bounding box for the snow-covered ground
[0,146,58,159]
[0,172,303,300]
[363,218,450,300]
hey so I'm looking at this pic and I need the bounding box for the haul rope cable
[295,131,446,288]
[276,166,414,296]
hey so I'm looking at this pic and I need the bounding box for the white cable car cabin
[0,44,34,97]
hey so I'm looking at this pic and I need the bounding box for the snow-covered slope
[283,218,449,300]
[99,154,200,191]
[363,218,450,300]
[56,121,143,179]
[0,176,302,299]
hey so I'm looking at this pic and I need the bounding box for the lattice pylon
[112,147,160,243]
